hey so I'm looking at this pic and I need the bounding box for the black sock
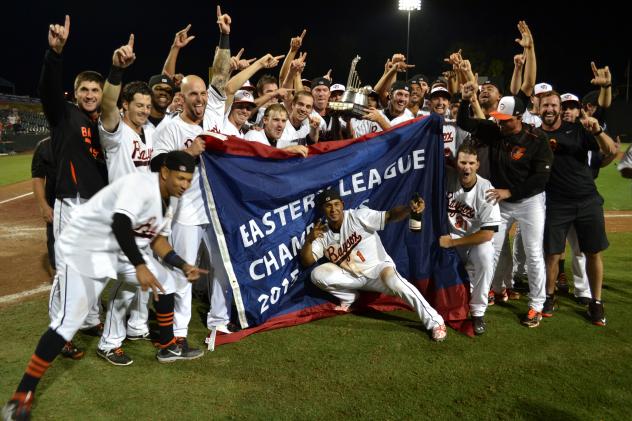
[16,328,66,395]
[558,259,565,277]
[154,293,175,348]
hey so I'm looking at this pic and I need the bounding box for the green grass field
[1,145,630,419]
[1,232,631,419]
[0,153,33,187]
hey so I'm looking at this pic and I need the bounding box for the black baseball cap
[164,150,196,173]
[390,80,411,93]
[409,74,429,85]
[148,74,176,91]
[311,77,331,88]
[316,189,342,208]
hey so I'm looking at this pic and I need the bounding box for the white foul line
[0,192,33,205]
[605,214,632,218]
[0,283,51,305]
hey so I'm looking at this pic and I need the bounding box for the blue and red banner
[199,114,472,344]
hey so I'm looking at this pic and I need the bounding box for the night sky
[2,1,628,99]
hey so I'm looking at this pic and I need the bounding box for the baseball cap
[489,96,526,120]
[409,74,429,85]
[479,77,503,94]
[241,80,255,91]
[232,90,256,107]
[390,80,411,93]
[301,78,312,87]
[560,93,580,106]
[582,90,599,106]
[316,189,342,208]
[148,74,176,91]
[164,150,196,173]
[311,77,331,88]
[368,89,380,100]
[428,85,451,99]
[330,83,346,93]
[534,82,553,96]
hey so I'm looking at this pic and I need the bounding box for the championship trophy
[327,55,372,118]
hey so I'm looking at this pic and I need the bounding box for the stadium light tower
[398,0,421,79]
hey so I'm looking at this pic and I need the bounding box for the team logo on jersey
[81,126,104,160]
[132,140,153,167]
[510,146,527,161]
[325,232,362,264]
[133,217,159,239]
[443,131,454,143]
[447,193,475,219]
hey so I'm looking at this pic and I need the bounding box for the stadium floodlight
[398,0,422,78]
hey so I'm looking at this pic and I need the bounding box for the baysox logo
[511,146,527,161]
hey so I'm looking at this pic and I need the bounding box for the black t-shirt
[31,137,56,206]
[456,100,553,202]
[542,121,600,201]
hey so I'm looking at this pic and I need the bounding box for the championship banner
[199,114,472,345]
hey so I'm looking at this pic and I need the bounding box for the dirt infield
[0,180,630,302]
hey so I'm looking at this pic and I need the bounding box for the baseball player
[151,7,234,339]
[439,144,501,335]
[243,103,315,154]
[426,83,470,162]
[355,81,415,137]
[1,151,205,421]
[95,36,161,364]
[538,91,616,325]
[300,190,447,342]
[41,15,107,359]
[457,85,553,328]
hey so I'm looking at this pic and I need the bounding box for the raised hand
[396,61,415,73]
[444,49,463,66]
[580,109,601,134]
[48,14,70,54]
[259,54,285,69]
[230,48,256,71]
[590,61,612,87]
[216,5,231,34]
[275,87,294,100]
[308,114,320,129]
[113,34,136,68]
[290,29,307,51]
[308,219,327,241]
[323,69,333,81]
[514,54,525,67]
[172,24,195,49]
[461,80,478,101]
[291,53,307,74]
[515,20,533,49]
[459,59,472,73]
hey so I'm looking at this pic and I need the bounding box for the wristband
[107,65,124,85]
[219,33,230,50]
[594,128,603,136]
[164,250,186,270]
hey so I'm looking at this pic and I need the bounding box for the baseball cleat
[542,295,557,318]
[472,316,486,336]
[60,342,84,360]
[79,322,104,337]
[96,347,133,366]
[126,332,151,341]
[521,308,542,328]
[156,343,203,363]
[431,324,447,342]
[2,392,32,421]
[575,296,591,306]
[588,300,607,326]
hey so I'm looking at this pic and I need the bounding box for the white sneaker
[431,324,447,342]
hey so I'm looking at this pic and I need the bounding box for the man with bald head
[151,7,235,351]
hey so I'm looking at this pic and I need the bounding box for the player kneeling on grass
[439,144,501,335]
[1,151,207,421]
[300,189,447,342]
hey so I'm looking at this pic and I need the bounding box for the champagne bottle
[409,192,423,232]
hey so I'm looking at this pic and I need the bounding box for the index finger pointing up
[299,29,307,40]
[64,15,70,33]
[128,33,134,48]
[216,5,222,18]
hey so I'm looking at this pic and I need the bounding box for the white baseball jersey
[446,168,501,238]
[618,144,632,172]
[56,172,176,279]
[353,108,414,137]
[311,208,391,277]
[203,86,226,133]
[153,115,210,226]
[99,120,154,182]
[522,109,542,128]
[146,112,178,132]
[222,114,244,137]
[244,129,273,146]
[442,118,470,160]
